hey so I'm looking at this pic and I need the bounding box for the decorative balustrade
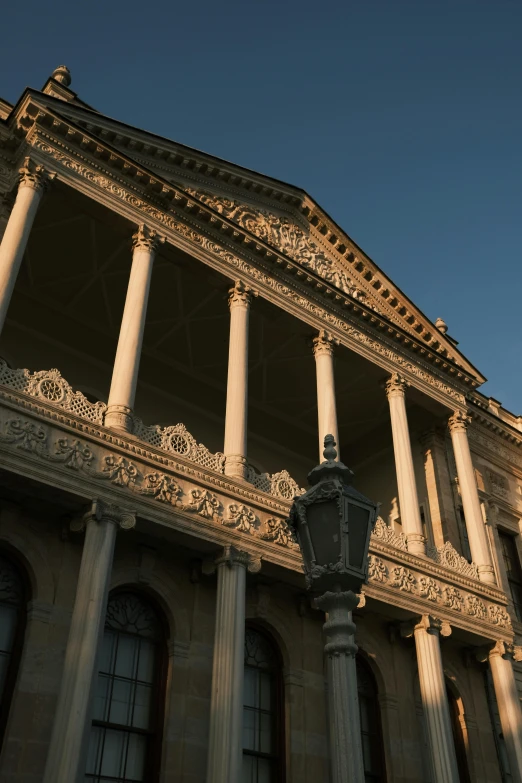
[246,465,305,501]
[132,419,226,473]
[371,516,480,580]
[0,360,106,423]
[0,361,304,500]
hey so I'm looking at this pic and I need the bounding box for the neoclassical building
[0,65,520,783]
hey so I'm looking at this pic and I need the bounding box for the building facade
[0,66,521,783]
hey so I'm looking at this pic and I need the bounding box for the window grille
[242,627,284,783]
[85,592,167,783]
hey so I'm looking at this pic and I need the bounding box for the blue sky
[1,0,521,412]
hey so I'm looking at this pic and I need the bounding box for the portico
[0,66,520,783]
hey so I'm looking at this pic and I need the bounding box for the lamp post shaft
[316,590,365,783]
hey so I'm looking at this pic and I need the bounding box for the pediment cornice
[1,96,480,404]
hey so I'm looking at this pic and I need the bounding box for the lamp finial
[323,434,337,462]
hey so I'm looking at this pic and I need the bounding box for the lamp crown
[323,434,337,462]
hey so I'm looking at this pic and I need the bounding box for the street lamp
[289,434,378,783]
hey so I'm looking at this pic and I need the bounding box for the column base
[406,533,426,556]
[104,404,133,432]
[478,564,497,584]
[224,454,248,480]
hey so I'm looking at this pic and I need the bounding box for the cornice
[8,93,484,383]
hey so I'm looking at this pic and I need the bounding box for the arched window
[446,682,471,783]
[357,655,386,783]
[85,591,167,783]
[242,627,284,782]
[0,552,27,747]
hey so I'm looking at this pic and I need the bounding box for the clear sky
[1,0,520,413]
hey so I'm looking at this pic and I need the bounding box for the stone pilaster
[105,224,163,431]
[315,590,364,783]
[206,546,260,783]
[223,280,254,480]
[0,157,53,335]
[448,411,495,584]
[385,373,426,556]
[402,615,460,783]
[42,500,136,783]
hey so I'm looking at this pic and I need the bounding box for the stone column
[223,280,254,480]
[42,500,136,783]
[207,546,259,783]
[313,329,339,462]
[488,641,522,783]
[105,225,163,432]
[0,157,52,335]
[403,615,460,783]
[315,590,364,783]
[448,411,496,584]
[385,373,425,555]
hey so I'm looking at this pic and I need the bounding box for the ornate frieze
[224,503,257,533]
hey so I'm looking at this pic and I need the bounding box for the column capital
[385,372,408,399]
[132,223,165,253]
[401,614,452,638]
[214,544,261,573]
[448,409,472,433]
[228,279,255,309]
[70,498,136,533]
[312,329,338,357]
[18,156,54,193]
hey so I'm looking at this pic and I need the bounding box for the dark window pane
[356,657,386,783]
[0,553,26,750]
[85,593,165,783]
[242,629,283,783]
[499,532,522,622]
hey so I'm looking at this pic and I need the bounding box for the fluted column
[207,546,258,783]
[488,641,522,783]
[223,281,254,479]
[403,615,459,783]
[315,590,364,783]
[313,329,339,462]
[385,373,425,555]
[0,157,52,335]
[105,225,163,431]
[43,500,136,783]
[448,410,495,584]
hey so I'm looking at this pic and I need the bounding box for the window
[357,656,386,783]
[0,552,27,747]
[498,532,522,622]
[242,627,284,783]
[85,592,167,783]
[446,684,471,783]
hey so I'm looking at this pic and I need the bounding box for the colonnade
[0,158,521,782]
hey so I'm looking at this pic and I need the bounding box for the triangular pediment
[8,90,485,385]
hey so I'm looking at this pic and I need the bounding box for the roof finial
[435,317,448,335]
[51,65,71,87]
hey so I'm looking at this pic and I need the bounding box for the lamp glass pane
[347,503,370,568]
[306,499,340,565]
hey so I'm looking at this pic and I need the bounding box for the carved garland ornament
[28,138,467,403]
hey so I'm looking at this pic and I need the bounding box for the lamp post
[289,434,378,783]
